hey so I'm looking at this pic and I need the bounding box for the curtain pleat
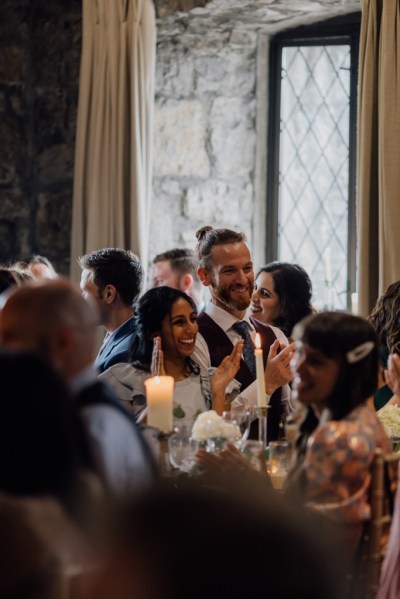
[70,0,156,280]
[357,0,400,314]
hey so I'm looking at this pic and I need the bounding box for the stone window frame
[266,12,361,310]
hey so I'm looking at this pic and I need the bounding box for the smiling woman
[285,312,391,574]
[99,286,243,421]
[250,262,313,338]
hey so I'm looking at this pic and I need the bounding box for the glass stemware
[266,441,291,490]
[240,440,264,472]
[222,407,252,447]
[168,423,199,472]
[205,416,240,452]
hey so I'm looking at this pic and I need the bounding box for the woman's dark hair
[130,286,198,373]
[256,262,313,337]
[293,312,378,420]
[368,280,400,355]
[0,350,82,514]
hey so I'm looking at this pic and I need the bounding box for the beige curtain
[357,0,400,315]
[70,0,156,280]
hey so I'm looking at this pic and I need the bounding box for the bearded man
[192,226,295,441]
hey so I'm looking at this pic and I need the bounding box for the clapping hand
[211,340,244,395]
[264,340,296,395]
[211,340,244,414]
[151,336,166,376]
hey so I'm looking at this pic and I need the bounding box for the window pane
[278,44,351,310]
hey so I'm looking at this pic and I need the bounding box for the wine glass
[168,428,199,472]
[222,407,252,446]
[204,415,240,453]
[266,441,291,490]
[240,440,264,472]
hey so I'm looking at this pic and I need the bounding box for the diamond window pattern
[278,44,351,309]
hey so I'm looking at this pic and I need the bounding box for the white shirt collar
[205,301,255,333]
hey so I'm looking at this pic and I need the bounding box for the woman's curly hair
[368,281,400,355]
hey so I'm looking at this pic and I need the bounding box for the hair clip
[346,341,375,364]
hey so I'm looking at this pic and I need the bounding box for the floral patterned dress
[303,404,391,524]
[284,403,392,572]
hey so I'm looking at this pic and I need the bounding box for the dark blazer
[94,317,136,373]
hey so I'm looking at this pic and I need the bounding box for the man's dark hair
[153,248,199,281]
[78,248,143,308]
[195,226,247,271]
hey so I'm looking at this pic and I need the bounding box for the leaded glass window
[267,16,360,310]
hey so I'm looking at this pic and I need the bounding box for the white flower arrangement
[191,410,240,443]
[378,405,400,439]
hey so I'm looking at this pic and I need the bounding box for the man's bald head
[0,278,100,378]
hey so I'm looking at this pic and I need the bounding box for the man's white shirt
[192,302,291,410]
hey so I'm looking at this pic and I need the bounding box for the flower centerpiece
[192,410,240,452]
[378,405,400,452]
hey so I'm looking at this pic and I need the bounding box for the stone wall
[0,0,360,273]
[149,0,361,263]
[0,0,81,274]
[150,22,258,259]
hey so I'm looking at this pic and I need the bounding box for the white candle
[351,292,359,315]
[144,375,174,432]
[323,247,332,283]
[254,333,267,408]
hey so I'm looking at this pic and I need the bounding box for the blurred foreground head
[90,480,340,599]
[0,350,82,511]
[0,277,100,379]
[0,495,63,599]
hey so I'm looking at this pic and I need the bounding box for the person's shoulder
[77,379,128,413]
[107,320,136,348]
[102,346,132,370]
[249,316,288,343]
[268,324,289,344]
[99,362,135,381]
[204,303,234,329]
[309,417,375,458]
[117,317,136,335]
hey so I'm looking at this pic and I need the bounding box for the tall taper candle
[351,292,359,315]
[323,247,332,283]
[254,333,267,408]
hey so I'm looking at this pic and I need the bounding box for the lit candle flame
[255,333,261,349]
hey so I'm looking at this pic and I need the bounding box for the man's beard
[214,283,253,312]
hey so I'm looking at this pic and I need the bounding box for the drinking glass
[205,416,240,453]
[266,441,291,490]
[240,440,264,472]
[222,407,252,446]
[168,428,199,472]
